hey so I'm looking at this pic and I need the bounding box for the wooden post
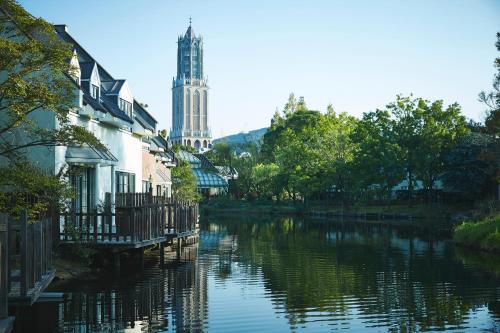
[36,221,42,281]
[0,214,8,320]
[113,251,120,275]
[139,248,144,270]
[176,238,182,260]
[159,243,165,265]
[19,210,28,297]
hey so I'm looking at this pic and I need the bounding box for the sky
[18,0,500,139]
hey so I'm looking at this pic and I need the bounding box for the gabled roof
[54,25,114,82]
[54,24,155,127]
[79,61,95,79]
[107,80,126,95]
[133,101,156,131]
[99,94,133,123]
[82,93,105,112]
[194,154,216,170]
[152,135,168,149]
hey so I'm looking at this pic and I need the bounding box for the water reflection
[14,244,208,333]
[13,215,500,332]
[200,216,500,332]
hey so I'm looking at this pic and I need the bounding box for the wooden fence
[59,194,198,247]
[0,211,55,307]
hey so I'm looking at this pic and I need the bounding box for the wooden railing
[0,215,8,321]
[59,195,198,245]
[0,211,54,305]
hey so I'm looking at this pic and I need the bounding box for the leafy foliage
[478,32,500,135]
[454,215,500,252]
[0,0,102,217]
[171,159,200,202]
[219,93,488,205]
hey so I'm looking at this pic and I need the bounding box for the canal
[14,214,500,332]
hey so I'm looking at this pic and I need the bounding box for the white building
[16,24,173,214]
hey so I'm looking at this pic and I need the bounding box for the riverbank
[453,215,500,252]
[202,199,466,220]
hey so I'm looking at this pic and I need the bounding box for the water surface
[14,215,500,332]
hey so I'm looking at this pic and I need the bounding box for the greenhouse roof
[177,150,201,167]
[193,169,228,188]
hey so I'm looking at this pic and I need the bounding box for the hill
[213,127,267,147]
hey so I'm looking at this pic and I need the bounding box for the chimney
[53,24,68,33]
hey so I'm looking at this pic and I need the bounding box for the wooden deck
[1,211,55,332]
[59,194,199,250]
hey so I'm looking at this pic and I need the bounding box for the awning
[65,145,118,166]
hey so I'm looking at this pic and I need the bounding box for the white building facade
[21,24,172,215]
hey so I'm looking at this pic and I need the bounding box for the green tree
[415,99,468,195]
[388,96,468,201]
[0,0,102,217]
[205,142,231,166]
[250,163,279,199]
[273,110,325,201]
[320,111,359,202]
[478,32,500,135]
[228,142,263,199]
[441,131,498,200]
[354,109,403,200]
[171,159,200,202]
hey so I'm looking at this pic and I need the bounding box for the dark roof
[82,93,105,112]
[79,61,95,79]
[107,80,126,95]
[54,26,114,82]
[82,91,132,123]
[152,135,168,149]
[53,25,150,127]
[185,25,194,39]
[194,154,216,169]
[100,94,133,123]
[133,101,156,131]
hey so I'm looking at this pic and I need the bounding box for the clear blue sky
[19,0,500,138]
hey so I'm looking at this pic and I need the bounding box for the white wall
[62,112,143,203]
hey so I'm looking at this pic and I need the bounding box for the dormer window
[119,98,132,117]
[91,84,99,100]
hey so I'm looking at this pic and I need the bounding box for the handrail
[59,197,198,244]
[0,211,53,302]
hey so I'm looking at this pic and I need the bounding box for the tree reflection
[201,215,500,332]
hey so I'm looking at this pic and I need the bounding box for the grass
[453,214,500,252]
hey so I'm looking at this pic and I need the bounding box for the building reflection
[13,244,209,333]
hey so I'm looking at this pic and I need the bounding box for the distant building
[142,135,175,197]
[170,20,211,151]
[176,151,228,197]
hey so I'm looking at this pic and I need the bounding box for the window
[91,84,99,99]
[69,166,94,213]
[142,180,151,193]
[116,171,135,193]
[193,90,200,131]
[119,98,133,117]
[156,185,162,196]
